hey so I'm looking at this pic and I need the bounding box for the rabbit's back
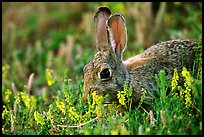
[125,39,197,68]
[124,39,198,103]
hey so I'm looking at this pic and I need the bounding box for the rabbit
[82,6,199,106]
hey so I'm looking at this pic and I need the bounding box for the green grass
[2,63,202,135]
[2,2,202,135]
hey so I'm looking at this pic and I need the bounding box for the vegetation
[2,2,202,135]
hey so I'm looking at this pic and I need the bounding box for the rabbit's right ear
[94,6,111,52]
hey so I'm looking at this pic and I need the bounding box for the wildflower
[138,88,146,108]
[65,98,70,104]
[15,93,21,105]
[145,127,151,133]
[181,67,193,107]
[111,130,118,135]
[184,84,191,94]
[91,91,104,117]
[178,86,184,98]
[4,89,12,103]
[185,93,192,107]
[2,128,5,134]
[92,91,103,105]
[117,91,126,106]
[183,84,192,107]
[124,82,132,98]
[64,92,71,106]
[45,69,56,86]
[47,104,54,120]
[34,111,45,126]
[171,68,179,91]
[182,67,194,84]
[2,105,9,119]
[56,98,66,115]
[82,109,91,122]
[20,92,31,109]
[68,107,79,121]
[94,105,100,116]
[10,110,15,132]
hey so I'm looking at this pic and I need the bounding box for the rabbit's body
[124,39,197,103]
[82,6,198,106]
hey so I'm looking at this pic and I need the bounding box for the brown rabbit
[82,6,198,106]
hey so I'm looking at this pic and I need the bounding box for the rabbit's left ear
[107,13,127,60]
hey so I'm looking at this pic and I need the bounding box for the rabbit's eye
[100,68,111,81]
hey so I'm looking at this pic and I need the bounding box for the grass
[2,2,202,135]
[2,63,202,135]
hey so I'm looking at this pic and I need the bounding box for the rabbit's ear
[107,14,127,60]
[94,6,111,52]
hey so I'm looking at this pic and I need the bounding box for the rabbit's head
[82,6,129,103]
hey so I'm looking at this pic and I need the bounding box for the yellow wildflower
[4,89,12,103]
[117,91,126,106]
[2,105,9,119]
[34,111,45,126]
[68,107,79,121]
[124,82,132,98]
[10,111,16,132]
[56,98,66,115]
[138,88,147,108]
[82,109,91,122]
[45,69,56,86]
[47,104,53,120]
[92,91,103,105]
[178,86,184,98]
[91,91,103,117]
[171,68,179,91]
[182,67,193,84]
[183,84,192,107]
[20,92,31,109]
[181,67,193,107]
[185,93,192,107]
[111,130,118,135]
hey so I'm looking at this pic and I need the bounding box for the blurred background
[2,2,202,96]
